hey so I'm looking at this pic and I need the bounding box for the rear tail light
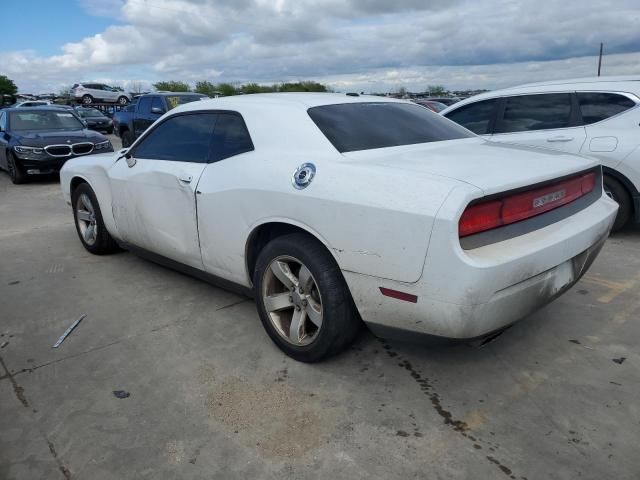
[459,172,597,238]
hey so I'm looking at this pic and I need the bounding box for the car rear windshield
[9,110,84,131]
[308,102,473,153]
[77,108,105,118]
[165,95,205,110]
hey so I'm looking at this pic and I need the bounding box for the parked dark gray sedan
[0,107,113,184]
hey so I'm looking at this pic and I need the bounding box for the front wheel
[117,96,129,106]
[82,94,93,105]
[603,175,631,231]
[72,183,119,254]
[254,233,361,362]
[7,153,26,184]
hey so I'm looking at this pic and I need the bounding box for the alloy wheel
[76,193,98,245]
[261,255,323,346]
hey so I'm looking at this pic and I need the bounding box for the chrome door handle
[546,136,573,142]
[178,174,193,184]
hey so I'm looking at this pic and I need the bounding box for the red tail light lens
[459,172,597,238]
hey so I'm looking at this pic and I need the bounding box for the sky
[2,0,640,94]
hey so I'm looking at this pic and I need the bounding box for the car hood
[341,137,598,195]
[15,129,106,147]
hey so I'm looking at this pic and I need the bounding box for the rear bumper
[344,194,618,340]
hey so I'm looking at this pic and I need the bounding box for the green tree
[278,81,328,92]
[152,81,191,92]
[426,84,447,96]
[0,75,18,96]
[216,83,237,96]
[240,83,276,94]
[195,80,218,97]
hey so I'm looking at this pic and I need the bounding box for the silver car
[71,83,131,106]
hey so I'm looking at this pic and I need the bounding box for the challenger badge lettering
[533,189,566,208]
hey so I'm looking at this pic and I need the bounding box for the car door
[0,111,8,169]
[109,112,218,269]
[195,112,256,282]
[489,93,586,154]
[133,97,153,138]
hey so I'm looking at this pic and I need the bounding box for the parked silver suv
[71,83,131,105]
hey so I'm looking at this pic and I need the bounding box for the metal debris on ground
[113,390,130,399]
[52,314,87,348]
[0,341,8,349]
[612,357,626,365]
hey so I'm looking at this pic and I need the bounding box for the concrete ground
[1,138,639,479]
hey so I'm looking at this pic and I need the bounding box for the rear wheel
[254,233,361,362]
[121,130,134,148]
[603,175,631,231]
[7,153,26,184]
[117,96,129,106]
[72,183,119,254]
[82,94,93,105]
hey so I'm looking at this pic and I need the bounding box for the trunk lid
[341,137,598,195]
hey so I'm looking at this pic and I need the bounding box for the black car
[75,107,114,133]
[0,107,113,184]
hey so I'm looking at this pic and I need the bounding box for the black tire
[253,233,361,362]
[117,96,129,106]
[6,153,27,184]
[72,183,119,255]
[82,94,93,105]
[107,128,114,135]
[121,130,134,148]
[603,175,631,231]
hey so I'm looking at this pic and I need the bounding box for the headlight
[94,140,112,150]
[14,145,44,154]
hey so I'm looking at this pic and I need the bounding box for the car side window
[444,99,497,134]
[137,97,152,115]
[496,93,572,133]
[577,92,636,125]
[132,113,217,163]
[210,113,254,162]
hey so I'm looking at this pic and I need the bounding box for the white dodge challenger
[60,93,618,361]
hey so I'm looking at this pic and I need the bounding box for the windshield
[165,95,205,110]
[9,110,84,131]
[308,102,473,153]
[77,108,105,118]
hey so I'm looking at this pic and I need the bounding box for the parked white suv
[441,76,640,230]
[71,83,131,106]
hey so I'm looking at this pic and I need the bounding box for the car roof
[5,106,78,113]
[441,75,640,114]
[177,92,404,113]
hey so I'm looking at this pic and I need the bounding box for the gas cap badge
[292,163,316,190]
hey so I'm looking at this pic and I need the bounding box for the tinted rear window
[308,102,473,153]
[577,92,636,125]
[497,93,572,133]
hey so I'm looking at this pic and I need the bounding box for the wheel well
[245,222,325,284]
[603,167,638,206]
[70,177,88,197]
[119,126,129,135]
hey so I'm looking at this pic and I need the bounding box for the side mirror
[82,120,88,128]
[150,107,165,115]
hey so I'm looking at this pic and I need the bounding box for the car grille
[44,142,95,157]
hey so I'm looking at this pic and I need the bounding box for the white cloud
[2,0,639,93]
